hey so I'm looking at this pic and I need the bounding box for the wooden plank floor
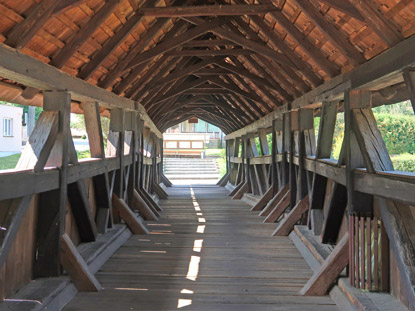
[63,185,339,310]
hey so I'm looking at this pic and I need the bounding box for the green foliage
[375,113,415,155]
[0,153,21,170]
[254,137,262,156]
[314,114,344,160]
[391,154,415,172]
[70,114,85,129]
[76,150,91,159]
[216,157,226,177]
[372,101,413,115]
[206,149,224,157]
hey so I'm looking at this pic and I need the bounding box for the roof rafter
[127,18,228,71]
[137,4,279,17]
[99,17,181,89]
[50,0,122,69]
[5,0,59,49]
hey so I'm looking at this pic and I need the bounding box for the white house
[0,104,23,153]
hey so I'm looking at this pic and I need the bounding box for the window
[179,141,190,149]
[3,118,12,137]
[166,141,177,148]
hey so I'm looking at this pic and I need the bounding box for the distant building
[0,104,23,153]
[166,119,224,148]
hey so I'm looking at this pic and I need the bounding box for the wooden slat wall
[0,176,100,298]
[0,196,38,299]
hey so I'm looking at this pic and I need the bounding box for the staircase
[163,158,221,181]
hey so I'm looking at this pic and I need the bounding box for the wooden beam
[93,173,112,234]
[81,102,105,158]
[316,0,364,21]
[263,190,290,223]
[300,233,349,295]
[352,108,393,172]
[243,11,330,81]
[16,111,59,171]
[272,195,309,236]
[34,91,72,277]
[216,60,286,95]
[137,5,278,17]
[5,0,58,49]
[129,19,227,70]
[316,102,337,158]
[148,57,224,90]
[133,189,159,221]
[50,0,122,69]
[128,55,184,100]
[320,183,348,244]
[182,39,236,47]
[292,0,365,66]
[60,233,102,292]
[259,184,289,216]
[67,181,98,242]
[99,17,172,89]
[78,0,156,80]
[225,34,415,140]
[112,194,150,234]
[166,48,254,57]
[0,43,162,136]
[0,196,33,270]
[53,0,89,15]
[185,17,296,69]
[403,70,415,113]
[232,181,249,199]
[152,181,168,199]
[377,198,415,310]
[348,0,403,47]
[263,8,340,76]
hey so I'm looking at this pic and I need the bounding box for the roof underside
[0,0,414,133]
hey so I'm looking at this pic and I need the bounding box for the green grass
[0,153,21,170]
[0,151,92,171]
[206,149,223,156]
[216,157,226,177]
[391,153,415,172]
[77,150,91,159]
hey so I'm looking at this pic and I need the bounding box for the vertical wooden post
[82,102,112,234]
[289,111,297,209]
[110,108,125,198]
[35,91,71,277]
[125,111,136,207]
[271,120,278,194]
[282,113,290,186]
[403,70,415,114]
[297,109,313,200]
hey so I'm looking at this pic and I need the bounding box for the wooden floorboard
[63,185,339,310]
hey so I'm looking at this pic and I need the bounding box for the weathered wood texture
[60,234,102,292]
[62,186,338,311]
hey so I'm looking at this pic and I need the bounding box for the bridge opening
[162,119,226,185]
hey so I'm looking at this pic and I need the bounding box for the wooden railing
[221,36,415,309]
[0,99,167,303]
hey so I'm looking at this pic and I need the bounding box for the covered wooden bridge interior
[0,0,415,310]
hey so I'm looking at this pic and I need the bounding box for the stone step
[164,164,217,168]
[165,171,220,174]
[165,174,221,180]
[164,167,218,171]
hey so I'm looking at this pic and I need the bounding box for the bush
[391,154,415,172]
[375,113,415,155]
